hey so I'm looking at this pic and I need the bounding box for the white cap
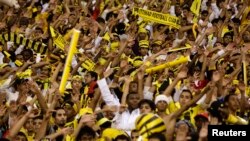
[154,95,168,104]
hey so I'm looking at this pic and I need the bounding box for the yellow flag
[190,0,201,17]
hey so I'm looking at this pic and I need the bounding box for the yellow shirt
[167,102,204,126]
[20,128,35,141]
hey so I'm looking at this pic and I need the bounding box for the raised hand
[212,71,221,82]
[120,59,128,68]
[137,70,144,80]
[28,108,40,118]
[71,93,80,103]
[119,104,128,113]
[199,122,208,139]
[205,27,216,35]
[0,105,7,117]
[80,114,96,125]
[177,67,188,79]
[218,107,229,119]
[103,68,115,78]
[175,123,190,141]
[61,127,74,135]
[109,82,119,89]
[238,82,246,92]
[27,80,40,93]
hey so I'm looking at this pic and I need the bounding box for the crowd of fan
[0,0,250,141]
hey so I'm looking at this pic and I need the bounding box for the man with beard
[49,107,68,140]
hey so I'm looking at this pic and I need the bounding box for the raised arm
[163,67,188,97]
[7,109,36,140]
[28,80,48,112]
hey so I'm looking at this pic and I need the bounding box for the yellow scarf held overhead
[133,7,181,29]
[0,32,47,54]
[50,26,68,50]
[190,0,201,23]
[190,0,201,17]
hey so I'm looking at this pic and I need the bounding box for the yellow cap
[99,57,107,65]
[0,63,8,69]
[135,113,166,138]
[3,51,11,58]
[153,40,162,46]
[102,128,128,140]
[16,69,32,79]
[72,75,82,81]
[79,107,93,116]
[102,33,110,42]
[33,8,38,13]
[233,80,239,85]
[111,42,119,51]
[139,40,149,48]
[133,56,143,67]
[97,117,110,126]
[65,83,72,89]
[139,27,147,33]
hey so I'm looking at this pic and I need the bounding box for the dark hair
[223,32,234,38]
[182,4,190,10]
[21,49,33,60]
[105,11,118,21]
[13,79,28,89]
[224,93,237,104]
[16,132,27,141]
[207,99,224,121]
[88,71,98,81]
[0,138,10,141]
[19,17,29,26]
[100,102,107,109]
[201,10,208,15]
[148,133,166,141]
[227,9,235,15]
[62,100,74,107]
[232,18,241,24]
[114,135,130,141]
[96,17,106,24]
[34,115,43,120]
[96,112,111,128]
[76,126,96,141]
[131,129,138,133]
[181,89,193,99]
[211,18,219,24]
[113,22,126,35]
[138,99,156,111]
[126,92,139,101]
[52,107,65,118]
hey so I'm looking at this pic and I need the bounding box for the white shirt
[97,78,120,106]
[113,108,140,135]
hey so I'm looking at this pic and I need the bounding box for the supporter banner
[133,7,181,29]
[50,26,68,50]
[81,58,95,71]
[0,32,47,54]
[59,29,80,95]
